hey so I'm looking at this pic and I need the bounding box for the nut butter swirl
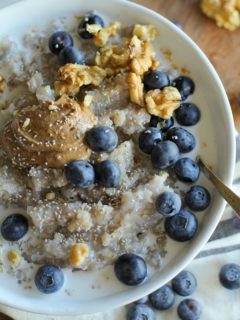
[0,95,96,168]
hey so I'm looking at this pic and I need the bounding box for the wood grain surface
[0,1,239,319]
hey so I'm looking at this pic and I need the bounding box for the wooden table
[0,0,239,319]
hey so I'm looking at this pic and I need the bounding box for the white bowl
[0,0,236,315]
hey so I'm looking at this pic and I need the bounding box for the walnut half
[54,63,107,96]
[145,87,181,119]
[127,72,144,107]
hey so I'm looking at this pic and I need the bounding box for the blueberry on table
[78,14,104,39]
[1,214,28,241]
[185,185,211,211]
[172,270,197,296]
[149,284,175,310]
[151,141,179,170]
[48,31,74,55]
[143,71,170,90]
[139,127,162,154]
[156,191,181,217]
[114,253,147,286]
[172,76,195,100]
[158,116,174,132]
[86,126,118,152]
[166,127,196,153]
[127,303,156,320]
[65,160,95,188]
[175,103,201,126]
[165,209,198,241]
[174,158,200,183]
[35,264,64,294]
[95,160,120,188]
[178,299,201,320]
[219,263,240,289]
[58,47,85,65]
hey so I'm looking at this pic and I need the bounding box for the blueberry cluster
[138,72,211,243]
[126,270,201,320]
[65,126,120,188]
[48,13,104,65]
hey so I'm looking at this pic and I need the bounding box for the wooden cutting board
[132,0,240,131]
[0,1,239,319]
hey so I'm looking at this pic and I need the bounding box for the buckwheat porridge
[0,12,209,293]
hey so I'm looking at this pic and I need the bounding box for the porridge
[0,12,210,293]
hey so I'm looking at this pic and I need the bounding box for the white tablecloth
[0,1,240,319]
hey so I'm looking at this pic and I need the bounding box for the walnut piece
[70,243,89,267]
[91,22,121,47]
[129,35,156,75]
[133,24,157,41]
[127,72,144,107]
[7,250,22,268]
[0,75,5,93]
[95,33,157,76]
[145,87,181,119]
[54,63,107,96]
[201,0,240,31]
[95,45,130,75]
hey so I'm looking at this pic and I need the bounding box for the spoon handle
[197,157,240,217]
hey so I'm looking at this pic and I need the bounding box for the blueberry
[177,299,201,320]
[58,47,85,65]
[78,14,104,39]
[143,71,170,90]
[159,117,174,132]
[65,160,95,188]
[219,263,240,289]
[172,270,197,296]
[156,191,181,217]
[114,253,147,286]
[166,127,196,153]
[149,117,174,132]
[174,158,200,183]
[185,185,211,211]
[172,76,195,100]
[165,209,198,241]
[86,126,118,152]
[139,127,162,154]
[35,264,64,294]
[149,115,159,128]
[175,103,201,126]
[48,31,74,55]
[1,214,28,241]
[151,141,179,170]
[149,285,175,310]
[127,304,155,320]
[95,160,120,188]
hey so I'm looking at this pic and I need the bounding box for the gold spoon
[196,156,240,217]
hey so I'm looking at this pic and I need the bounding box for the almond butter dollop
[0,94,96,168]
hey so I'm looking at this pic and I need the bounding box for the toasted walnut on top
[127,72,144,107]
[145,87,181,119]
[0,75,5,93]
[54,63,107,96]
[87,21,121,47]
[201,0,240,31]
[128,35,157,75]
[133,24,157,41]
[95,45,131,75]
